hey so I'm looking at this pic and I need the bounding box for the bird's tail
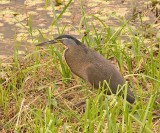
[126,88,135,104]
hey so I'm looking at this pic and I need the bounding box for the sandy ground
[0,0,159,58]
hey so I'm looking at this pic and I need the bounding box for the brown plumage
[37,34,135,103]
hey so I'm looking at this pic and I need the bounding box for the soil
[0,0,159,59]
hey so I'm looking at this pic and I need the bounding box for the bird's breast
[64,47,91,81]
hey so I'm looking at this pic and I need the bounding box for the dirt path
[0,0,159,59]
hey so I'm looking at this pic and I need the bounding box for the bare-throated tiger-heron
[37,34,135,103]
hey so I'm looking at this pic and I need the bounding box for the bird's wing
[86,61,125,93]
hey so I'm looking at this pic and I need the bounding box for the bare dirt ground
[0,0,159,59]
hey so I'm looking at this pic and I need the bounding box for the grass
[0,0,160,133]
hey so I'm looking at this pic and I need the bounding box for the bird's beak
[36,39,60,46]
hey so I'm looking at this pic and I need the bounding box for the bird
[36,34,135,104]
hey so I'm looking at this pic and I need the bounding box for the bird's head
[36,34,81,47]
